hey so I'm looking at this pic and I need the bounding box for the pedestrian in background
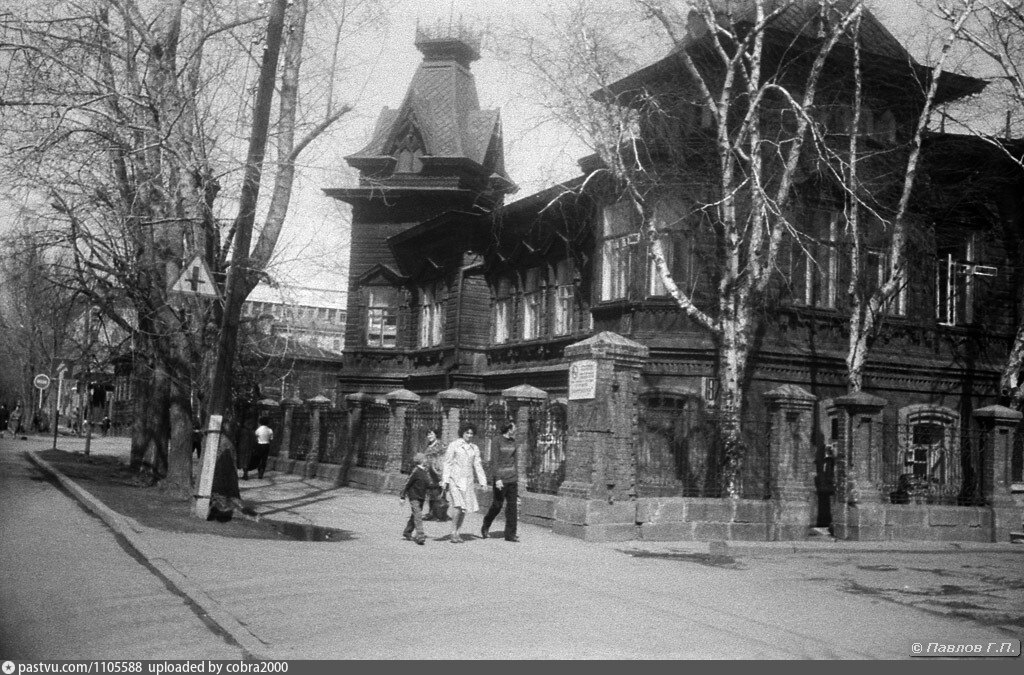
[441,423,487,544]
[422,428,449,521]
[246,417,273,480]
[0,403,8,438]
[400,452,431,545]
[101,415,112,437]
[481,421,521,543]
[8,405,23,436]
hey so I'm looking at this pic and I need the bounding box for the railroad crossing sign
[170,255,221,300]
[33,374,51,390]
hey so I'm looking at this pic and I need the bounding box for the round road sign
[33,374,51,390]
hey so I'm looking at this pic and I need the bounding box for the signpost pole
[33,373,51,439]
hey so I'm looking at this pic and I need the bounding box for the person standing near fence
[423,428,449,521]
[247,417,273,480]
[441,423,487,543]
[481,422,521,542]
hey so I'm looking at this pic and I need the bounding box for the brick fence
[258,332,1022,543]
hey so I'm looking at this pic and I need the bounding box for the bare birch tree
[837,1,978,392]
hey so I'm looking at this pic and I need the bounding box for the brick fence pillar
[502,384,548,480]
[339,392,377,484]
[278,396,302,460]
[257,398,279,452]
[973,405,1022,542]
[559,332,647,503]
[385,388,421,476]
[831,391,887,540]
[437,388,478,448]
[302,395,332,478]
[764,385,818,539]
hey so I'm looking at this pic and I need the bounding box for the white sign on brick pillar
[568,359,597,400]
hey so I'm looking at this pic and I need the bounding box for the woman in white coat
[441,423,488,543]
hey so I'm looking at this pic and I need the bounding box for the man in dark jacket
[481,422,521,542]
[400,452,434,545]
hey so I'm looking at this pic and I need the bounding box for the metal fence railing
[355,404,389,470]
[289,409,311,462]
[882,422,983,506]
[635,398,772,500]
[525,402,567,495]
[318,408,349,464]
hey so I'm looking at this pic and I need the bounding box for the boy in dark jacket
[400,452,434,545]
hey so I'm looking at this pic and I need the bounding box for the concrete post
[764,385,817,540]
[502,384,549,483]
[303,395,332,478]
[831,392,887,540]
[385,388,421,476]
[973,405,1022,542]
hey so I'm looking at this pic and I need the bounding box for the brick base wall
[840,503,1001,542]
[262,457,1016,542]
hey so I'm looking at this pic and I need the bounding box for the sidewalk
[15,433,1024,659]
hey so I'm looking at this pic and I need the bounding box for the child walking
[400,452,434,545]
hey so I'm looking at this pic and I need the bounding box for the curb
[709,540,1024,556]
[25,450,272,659]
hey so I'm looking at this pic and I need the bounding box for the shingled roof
[346,29,508,179]
[605,0,985,104]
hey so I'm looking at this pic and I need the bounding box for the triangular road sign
[170,255,221,300]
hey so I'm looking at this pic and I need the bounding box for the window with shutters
[493,277,513,344]
[418,281,445,347]
[600,201,640,301]
[522,268,545,340]
[553,260,577,336]
[790,211,841,309]
[366,288,398,348]
[936,234,995,326]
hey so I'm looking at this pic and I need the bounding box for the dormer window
[392,125,425,173]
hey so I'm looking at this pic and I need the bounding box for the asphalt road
[0,439,245,659]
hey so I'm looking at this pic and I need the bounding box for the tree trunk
[208,0,289,419]
[717,312,749,498]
